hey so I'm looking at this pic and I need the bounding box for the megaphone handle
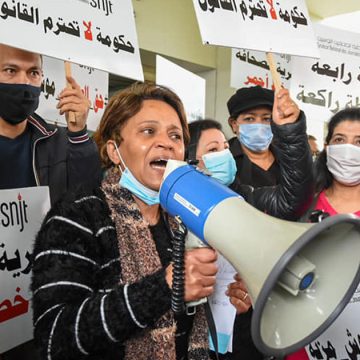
[169,216,209,314]
[170,219,187,314]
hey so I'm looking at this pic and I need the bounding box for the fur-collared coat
[31,173,209,360]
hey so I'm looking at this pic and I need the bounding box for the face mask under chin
[113,142,160,206]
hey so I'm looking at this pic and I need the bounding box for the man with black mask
[0,43,101,205]
[0,45,101,360]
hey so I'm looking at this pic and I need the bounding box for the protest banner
[156,55,206,122]
[0,0,143,80]
[289,26,360,356]
[38,55,109,131]
[0,187,50,353]
[231,48,292,90]
[192,0,319,58]
[304,285,360,360]
[290,23,360,146]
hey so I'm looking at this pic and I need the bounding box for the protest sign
[305,285,360,360]
[38,55,109,131]
[0,187,50,353]
[0,0,143,80]
[290,23,360,146]
[231,48,292,90]
[192,0,319,58]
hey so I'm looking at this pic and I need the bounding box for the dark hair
[185,119,223,161]
[315,108,360,192]
[94,81,190,169]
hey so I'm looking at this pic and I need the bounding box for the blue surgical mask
[114,143,160,205]
[238,123,273,152]
[202,149,237,186]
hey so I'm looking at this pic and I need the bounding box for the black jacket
[229,112,314,221]
[28,114,101,205]
[229,140,280,188]
[30,189,175,360]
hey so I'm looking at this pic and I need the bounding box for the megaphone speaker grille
[252,215,360,356]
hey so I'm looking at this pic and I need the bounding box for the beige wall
[133,0,216,68]
[213,47,237,139]
[198,48,238,139]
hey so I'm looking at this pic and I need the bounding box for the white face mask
[326,144,360,186]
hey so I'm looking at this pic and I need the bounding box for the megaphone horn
[160,160,360,357]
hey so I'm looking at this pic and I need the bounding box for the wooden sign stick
[64,61,76,124]
[266,52,282,92]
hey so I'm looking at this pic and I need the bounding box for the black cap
[227,86,274,117]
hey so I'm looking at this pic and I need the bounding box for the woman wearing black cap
[186,88,314,360]
[189,88,313,220]
[227,86,304,189]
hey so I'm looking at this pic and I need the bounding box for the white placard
[0,0,143,80]
[156,55,206,123]
[321,11,360,35]
[38,56,109,131]
[0,187,50,353]
[305,284,360,360]
[290,24,360,147]
[192,0,319,58]
[231,48,292,90]
[208,254,237,354]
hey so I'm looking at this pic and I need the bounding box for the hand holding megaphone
[165,248,217,302]
[184,248,217,302]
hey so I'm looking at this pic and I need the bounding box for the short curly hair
[93,81,190,169]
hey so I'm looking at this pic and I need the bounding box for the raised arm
[252,89,314,220]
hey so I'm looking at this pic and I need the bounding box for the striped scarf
[101,167,210,360]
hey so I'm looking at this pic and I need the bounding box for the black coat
[229,112,314,221]
[31,189,173,360]
[29,114,101,205]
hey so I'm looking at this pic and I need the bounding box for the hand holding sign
[57,75,91,132]
[64,61,76,124]
[273,88,300,125]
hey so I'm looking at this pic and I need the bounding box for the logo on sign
[0,193,29,232]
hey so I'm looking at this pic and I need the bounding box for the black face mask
[0,83,41,125]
